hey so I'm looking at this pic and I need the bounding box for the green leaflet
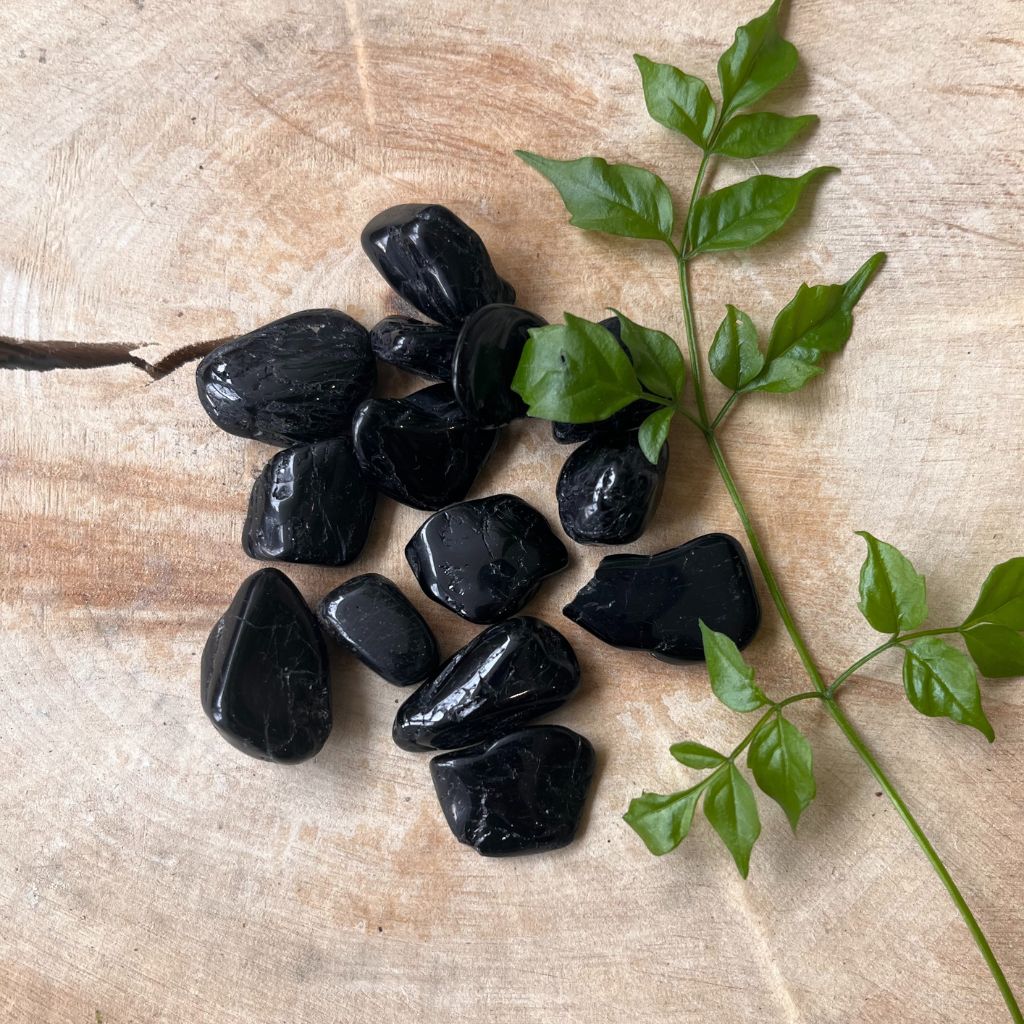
[699,621,769,712]
[516,151,675,244]
[717,0,798,117]
[610,308,686,400]
[963,557,1024,630]
[902,638,994,741]
[962,624,1024,679]
[709,305,764,389]
[638,407,674,464]
[712,113,818,159]
[623,789,700,855]
[634,55,716,149]
[855,532,928,634]
[704,764,761,878]
[670,742,727,769]
[747,713,816,831]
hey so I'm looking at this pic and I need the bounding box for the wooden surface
[1,1,1022,1020]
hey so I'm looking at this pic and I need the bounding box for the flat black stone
[352,384,498,511]
[556,433,667,545]
[242,437,375,566]
[393,616,580,750]
[451,304,547,426]
[563,533,761,663]
[370,315,458,382]
[201,568,331,763]
[318,573,438,687]
[405,493,569,624]
[196,309,375,445]
[361,204,515,327]
[429,726,595,856]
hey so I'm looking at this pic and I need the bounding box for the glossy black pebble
[352,384,498,511]
[393,616,580,751]
[429,726,596,856]
[243,437,375,566]
[557,433,667,545]
[201,568,331,763]
[452,303,547,426]
[406,493,569,624]
[318,573,438,687]
[196,309,375,445]
[361,204,515,327]
[370,315,458,382]
[563,533,761,663]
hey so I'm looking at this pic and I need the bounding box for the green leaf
[902,638,994,741]
[634,54,716,149]
[963,624,1024,679]
[608,307,686,400]
[624,789,700,855]
[699,620,768,712]
[713,113,817,159]
[747,713,815,831]
[687,168,836,256]
[516,151,675,243]
[855,532,928,634]
[512,313,641,422]
[704,764,761,878]
[638,407,674,464]
[709,305,764,389]
[963,557,1024,630]
[743,354,823,394]
[717,0,798,118]
[670,742,727,769]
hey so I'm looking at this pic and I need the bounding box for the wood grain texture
[1,0,1022,1021]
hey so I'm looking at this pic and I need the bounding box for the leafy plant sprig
[511,2,1023,1019]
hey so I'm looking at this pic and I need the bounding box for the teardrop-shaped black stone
[196,309,375,445]
[361,205,515,327]
[352,384,498,511]
[563,533,761,662]
[201,569,331,763]
[370,315,458,382]
[556,433,667,545]
[429,726,596,856]
[452,304,547,426]
[393,616,580,751]
[318,573,438,687]
[242,437,375,566]
[405,493,569,623]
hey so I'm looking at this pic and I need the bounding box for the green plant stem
[680,150,714,428]
[711,391,741,431]
[828,627,962,697]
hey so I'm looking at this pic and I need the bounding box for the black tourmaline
[318,573,438,687]
[352,384,498,510]
[392,617,580,750]
[361,204,515,327]
[429,726,596,856]
[370,315,458,382]
[242,437,375,566]
[201,568,331,763]
[195,309,375,445]
[556,433,667,545]
[452,303,547,426]
[563,533,761,662]
[405,493,569,623]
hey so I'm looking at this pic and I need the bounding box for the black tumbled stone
[429,726,595,856]
[242,437,375,566]
[361,204,515,327]
[352,384,498,511]
[318,573,438,687]
[556,433,667,545]
[201,568,331,763]
[393,616,580,751]
[196,309,375,445]
[452,304,547,426]
[563,533,761,663]
[405,493,569,624]
[370,315,458,382]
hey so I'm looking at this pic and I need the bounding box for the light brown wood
[1,1,1022,1021]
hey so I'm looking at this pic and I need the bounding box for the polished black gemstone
[563,533,761,662]
[196,309,375,445]
[370,315,458,382]
[242,437,375,566]
[406,494,569,623]
[393,616,580,751]
[201,568,331,763]
[452,304,547,426]
[352,384,498,511]
[318,573,438,687]
[556,433,667,545]
[429,726,595,856]
[361,204,515,327]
